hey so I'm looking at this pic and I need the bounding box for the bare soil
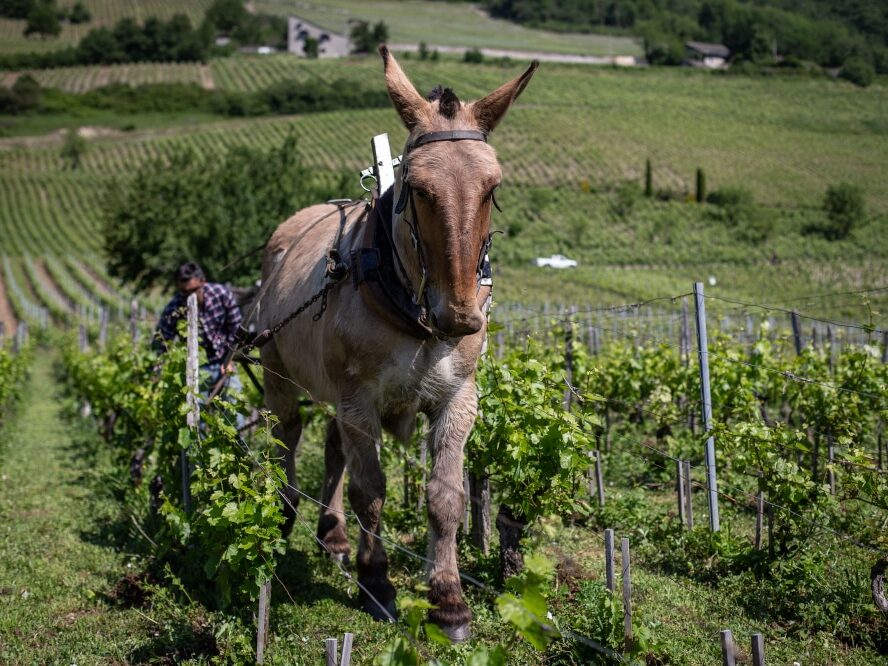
[0,276,16,334]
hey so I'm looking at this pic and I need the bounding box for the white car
[535,254,578,269]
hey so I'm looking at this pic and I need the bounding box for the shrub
[464,47,484,64]
[839,56,874,87]
[9,74,42,112]
[706,186,772,242]
[611,181,642,219]
[68,0,89,23]
[820,182,865,240]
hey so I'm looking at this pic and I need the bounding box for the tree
[103,135,347,290]
[840,56,874,87]
[10,74,41,111]
[0,0,34,19]
[303,36,318,59]
[78,27,124,64]
[349,20,387,54]
[205,0,247,33]
[61,128,86,169]
[821,182,865,240]
[24,1,61,38]
[68,0,89,24]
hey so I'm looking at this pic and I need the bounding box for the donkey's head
[380,46,538,338]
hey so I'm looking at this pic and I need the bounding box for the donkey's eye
[483,185,500,202]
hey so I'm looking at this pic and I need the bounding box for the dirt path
[32,259,73,313]
[0,352,145,661]
[0,276,15,336]
[199,64,215,90]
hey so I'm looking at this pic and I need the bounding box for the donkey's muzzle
[430,304,485,338]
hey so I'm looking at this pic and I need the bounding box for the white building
[287,16,351,58]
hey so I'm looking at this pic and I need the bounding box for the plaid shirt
[156,282,243,364]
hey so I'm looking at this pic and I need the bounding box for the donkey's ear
[471,60,539,134]
[379,44,426,130]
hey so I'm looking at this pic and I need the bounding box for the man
[155,261,243,396]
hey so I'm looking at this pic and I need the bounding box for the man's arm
[153,298,184,352]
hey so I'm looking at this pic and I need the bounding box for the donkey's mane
[427,85,460,119]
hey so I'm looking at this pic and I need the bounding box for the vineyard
[0,2,887,659]
[0,0,213,54]
[1,284,882,663]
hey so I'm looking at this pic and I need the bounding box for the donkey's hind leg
[316,417,351,563]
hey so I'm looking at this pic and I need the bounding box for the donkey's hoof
[362,598,398,623]
[437,622,471,644]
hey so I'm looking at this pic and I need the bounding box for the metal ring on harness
[360,172,378,192]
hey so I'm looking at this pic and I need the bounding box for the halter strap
[407,130,488,151]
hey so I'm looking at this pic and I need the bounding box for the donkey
[257,45,537,641]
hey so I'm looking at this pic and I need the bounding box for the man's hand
[222,361,236,375]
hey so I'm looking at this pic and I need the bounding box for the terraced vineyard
[0,0,213,54]
[1,58,886,328]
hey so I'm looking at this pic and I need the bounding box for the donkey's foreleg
[425,381,476,642]
[338,396,396,620]
[316,417,351,563]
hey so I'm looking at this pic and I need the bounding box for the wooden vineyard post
[469,471,491,554]
[78,323,88,353]
[99,307,109,350]
[0,321,4,345]
[680,296,690,366]
[183,292,199,514]
[325,637,338,666]
[256,579,271,663]
[462,468,471,534]
[621,537,632,651]
[827,435,836,495]
[340,633,354,666]
[604,528,615,592]
[590,450,605,507]
[683,460,693,530]
[693,282,720,532]
[790,311,803,355]
[416,438,427,513]
[563,306,576,411]
[130,298,139,346]
[755,491,764,550]
[720,629,736,666]
[751,632,765,666]
[676,460,686,525]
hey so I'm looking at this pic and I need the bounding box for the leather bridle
[390,129,497,316]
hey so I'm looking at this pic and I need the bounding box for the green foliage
[0,340,31,424]
[375,555,556,665]
[24,0,61,39]
[610,181,642,220]
[463,47,484,64]
[59,127,85,169]
[67,0,89,24]
[0,74,42,114]
[706,185,772,242]
[350,20,388,54]
[0,0,34,19]
[204,0,248,34]
[102,134,347,290]
[840,56,874,87]
[818,181,865,240]
[470,341,595,524]
[61,334,286,608]
[303,36,319,59]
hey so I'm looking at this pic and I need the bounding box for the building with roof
[685,41,730,69]
[287,16,351,58]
